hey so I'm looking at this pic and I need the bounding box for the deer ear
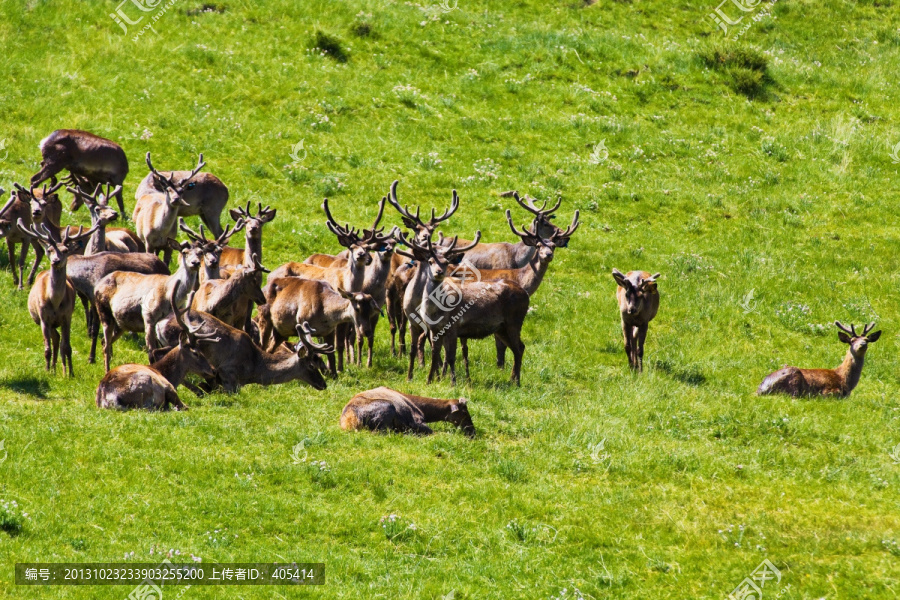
[612,269,628,288]
[449,404,459,413]
[838,332,852,344]
[229,208,242,221]
[867,330,882,343]
[167,237,182,251]
[261,208,277,223]
[336,287,352,299]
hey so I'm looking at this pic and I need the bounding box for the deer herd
[0,129,883,436]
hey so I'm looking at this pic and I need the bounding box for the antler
[387,180,460,233]
[146,152,179,191]
[171,281,220,346]
[835,321,857,337]
[179,217,209,245]
[445,230,482,259]
[183,153,206,183]
[249,253,270,273]
[862,322,876,336]
[16,219,58,247]
[295,321,334,355]
[322,197,362,248]
[61,222,99,247]
[147,152,206,192]
[514,192,561,218]
[551,210,581,243]
[506,209,541,245]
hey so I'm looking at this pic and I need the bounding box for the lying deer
[612,269,660,372]
[757,322,882,397]
[134,161,229,237]
[67,184,143,254]
[133,152,204,264]
[340,387,475,437]
[95,239,204,371]
[31,129,129,214]
[258,277,379,374]
[156,313,331,393]
[96,283,219,411]
[16,221,97,376]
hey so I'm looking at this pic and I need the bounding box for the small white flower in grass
[140,129,153,141]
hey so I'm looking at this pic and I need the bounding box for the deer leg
[499,330,524,386]
[635,324,648,373]
[40,322,53,371]
[398,313,407,357]
[622,320,636,370]
[50,327,60,373]
[427,333,442,384]
[326,351,337,378]
[18,240,30,290]
[335,330,345,373]
[462,339,470,378]
[162,247,172,267]
[27,241,43,287]
[407,323,422,381]
[6,239,17,287]
[101,321,121,373]
[181,381,206,398]
[445,333,458,386]
[60,319,73,378]
[495,335,507,369]
[113,186,127,216]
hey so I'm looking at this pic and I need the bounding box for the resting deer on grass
[16,221,97,377]
[96,282,219,411]
[258,277,379,374]
[133,152,204,264]
[66,184,142,254]
[134,160,229,237]
[341,387,475,437]
[156,312,332,394]
[95,239,204,371]
[757,322,882,397]
[30,129,129,214]
[612,269,660,372]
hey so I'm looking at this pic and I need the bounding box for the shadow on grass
[653,360,706,386]
[0,375,51,399]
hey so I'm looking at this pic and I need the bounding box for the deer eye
[186,183,196,190]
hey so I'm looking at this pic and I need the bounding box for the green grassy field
[1,0,900,597]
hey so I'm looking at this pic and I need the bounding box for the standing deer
[341,387,476,437]
[155,313,332,393]
[95,239,204,371]
[135,163,229,237]
[66,183,143,253]
[612,269,660,372]
[258,277,379,374]
[757,322,882,397]
[178,218,242,283]
[133,152,204,263]
[218,201,277,275]
[96,283,219,411]
[30,129,129,214]
[16,221,98,376]
[192,253,269,330]
[0,189,43,289]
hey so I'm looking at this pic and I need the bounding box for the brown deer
[612,269,660,372]
[258,277,379,374]
[30,129,129,214]
[192,253,268,330]
[178,218,242,283]
[340,387,475,437]
[386,260,416,357]
[133,152,204,264]
[399,231,530,385]
[134,164,229,237]
[65,184,142,255]
[16,221,98,376]
[218,202,276,276]
[757,322,882,397]
[155,312,332,393]
[94,239,204,371]
[96,283,219,411]
[0,189,43,289]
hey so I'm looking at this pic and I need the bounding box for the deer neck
[519,252,549,295]
[835,349,865,394]
[243,233,263,267]
[170,263,198,307]
[343,259,367,292]
[86,219,107,254]
[201,263,221,283]
[47,259,69,307]
[364,255,392,295]
[514,242,538,266]
[151,348,190,387]
[257,352,304,385]
[407,394,453,423]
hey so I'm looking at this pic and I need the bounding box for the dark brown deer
[612,269,660,372]
[133,152,204,263]
[340,387,475,437]
[155,313,331,393]
[30,129,129,214]
[96,283,219,411]
[0,189,43,289]
[757,322,882,397]
[134,163,229,237]
[16,221,98,376]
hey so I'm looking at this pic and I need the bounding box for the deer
[757,322,882,397]
[155,312,332,393]
[133,152,204,264]
[94,239,204,371]
[13,182,63,236]
[16,221,98,377]
[612,269,660,372]
[218,201,277,276]
[385,260,416,357]
[398,231,530,386]
[258,277,379,374]
[340,387,475,437]
[134,162,229,237]
[64,184,140,255]
[96,283,219,411]
[192,253,268,330]
[453,209,579,374]
[30,129,129,215]
[0,189,44,289]
[178,218,242,283]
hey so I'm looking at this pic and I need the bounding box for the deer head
[14,182,62,222]
[146,152,205,204]
[170,281,220,377]
[321,197,394,266]
[68,182,121,227]
[612,269,660,317]
[388,180,459,244]
[166,237,205,273]
[447,398,476,438]
[228,201,276,240]
[835,321,882,357]
[294,321,334,391]
[397,229,481,284]
[16,220,97,267]
[337,287,380,340]
[179,217,242,273]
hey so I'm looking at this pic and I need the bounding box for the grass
[1,0,900,598]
